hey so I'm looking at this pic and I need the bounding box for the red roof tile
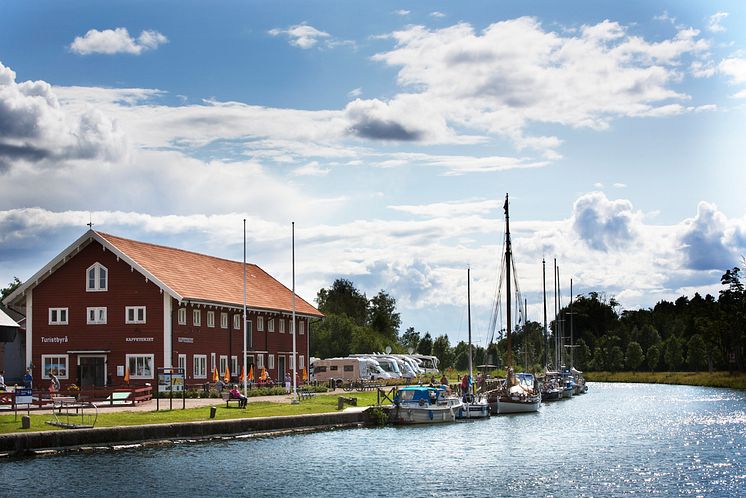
[97,232,322,317]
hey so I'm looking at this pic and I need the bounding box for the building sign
[15,388,33,404]
[41,336,68,343]
[126,337,154,342]
[158,371,185,393]
[177,337,194,343]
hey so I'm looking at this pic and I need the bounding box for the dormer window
[87,263,108,292]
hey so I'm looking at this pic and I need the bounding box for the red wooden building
[2,230,322,388]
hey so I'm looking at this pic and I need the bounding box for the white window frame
[194,355,207,379]
[193,309,201,327]
[211,353,216,372]
[300,355,305,370]
[178,308,186,325]
[219,355,228,375]
[207,311,215,328]
[86,262,108,292]
[42,354,69,379]
[178,354,187,373]
[269,354,275,370]
[86,307,107,325]
[125,306,146,324]
[231,356,238,375]
[49,307,69,325]
[126,354,154,379]
[220,312,228,329]
[268,318,275,333]
[257,354,265,369]
[299,321,305,335]
[257,316,264,332]
[279,318,285,334]
[233,314,241,330]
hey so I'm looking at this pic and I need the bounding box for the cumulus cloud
[70,28,168,55]
[571,192,637,251]
[707,12,729,33]
[0,61,126,169]
[268,23,330,49]
[679,202,745,271]
[292,161,330,176]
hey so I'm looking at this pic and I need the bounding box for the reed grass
[585,371,746,390]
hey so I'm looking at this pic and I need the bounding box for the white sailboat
[456,267,490,420]
[487,194,540,414]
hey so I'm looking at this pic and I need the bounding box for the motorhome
[311,357,389,386]
[410,355,440,374]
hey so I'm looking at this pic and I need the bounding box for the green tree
[609,345,624,372]
[417,333,433,355]
[625,341,645,372]
[646,345,660,371]
[638,324,661,352]
[590,346,605,371]
[575,339,591,370]
[663,336,684,371]
[399,327,420,352]
[0,277,21,301]
[316,279,368,326]
[350,325,385,354]
[310,314,356,358]
[367,290,401,340]
[453,341,469,371]
[686,334,707,372]
[432,334,453,370]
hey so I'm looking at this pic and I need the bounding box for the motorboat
[392,385,463,424]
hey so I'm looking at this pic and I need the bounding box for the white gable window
[86,307,107,325]
[257,354,265,369]
[233,314,241,330]
[86,263,108,292]
[211,353,216,372]
[207,311,215,328]
[257,316,264,332]
[300,355,305,370]
[299,321,305,335]
[125,306,146,324]
[193,309,201,327]
[220,312,228,329]
[178,308,186,325]
[268,354,275,370]
[49,308,68,325]
[279,319,285,334]
[268,318,275,333]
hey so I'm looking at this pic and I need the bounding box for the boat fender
[419,398,425,406]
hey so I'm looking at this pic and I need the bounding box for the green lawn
[585,371,746,390]
[0,391,384,435]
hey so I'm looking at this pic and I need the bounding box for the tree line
[311,268,745,374]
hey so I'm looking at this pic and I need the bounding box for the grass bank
[0,391,382,435]
[585,371,746,390]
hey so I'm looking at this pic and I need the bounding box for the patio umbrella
[302,368,308,381]
[260,368,267,381]
[212,367,218,383]
[223,366,230,383]
[238,365,245,382]
[124,367,130,384]
[248,365,254,381]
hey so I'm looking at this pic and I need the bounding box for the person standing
[23,368,33,389]
[49,371,60,396]
[284,372,291,393]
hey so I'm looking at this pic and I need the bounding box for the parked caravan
[410,354,440,374]
[311,357,390,387]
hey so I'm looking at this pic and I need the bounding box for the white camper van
[311,357,390,387]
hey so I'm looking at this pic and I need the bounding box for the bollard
[21,415,31,429]
[209,406,217,419]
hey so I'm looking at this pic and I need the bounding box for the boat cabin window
[343,365,354,372]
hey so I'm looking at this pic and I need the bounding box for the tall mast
[291,221,298,404]
[570,278,574,369]
[554,258,558,370]
[467,267,473,390]
[542,258,548,370]
[504,193,512,369]
[243,218,247,395]
[557,265,562,367]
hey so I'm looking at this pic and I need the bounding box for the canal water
[2,383,745,497]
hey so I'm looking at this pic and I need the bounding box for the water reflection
[2,383,745,497]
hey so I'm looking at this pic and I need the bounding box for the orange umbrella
[248,365,254,381]
[212,367,218,383]
[124,367,130,384]
[238,365,245,383]
[302,368,308,381]
[223,366,231,383]
[260,368,267,381]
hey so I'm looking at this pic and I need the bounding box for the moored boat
[392,385,463,424]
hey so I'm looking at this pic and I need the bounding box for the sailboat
[486,194,541,414]
[456,267,490,420]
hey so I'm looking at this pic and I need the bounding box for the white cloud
[679,201,746,271]
[430,12,446,18]
[70,28,168,55]
[292,161,330,176]
[347,87,363,98]
[613,183,627,188]
[719,57,746,84]
[394,10,410,16]
[388,199,500,217]
[707,12,729,33]
[571,192,638,251]
[269,23,330,49]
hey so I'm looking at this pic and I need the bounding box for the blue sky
[1,1,745,347]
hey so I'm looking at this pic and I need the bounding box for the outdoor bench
[299,389,316,400]
[221,392,242,408]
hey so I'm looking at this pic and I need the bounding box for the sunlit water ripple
[1,382,744,497]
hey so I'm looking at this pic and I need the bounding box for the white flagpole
[291,221,299,404]
[243,218,248,396]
